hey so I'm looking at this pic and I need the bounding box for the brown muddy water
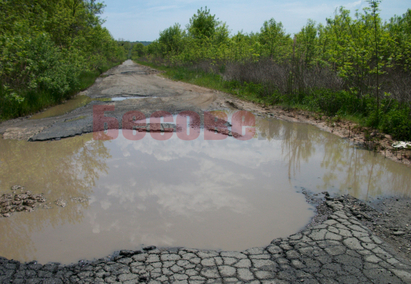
[30,96,111,120]
[0,116,410,264]
[30,95,94,120]
[29,95,151,120]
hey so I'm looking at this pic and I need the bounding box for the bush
[139,4,411,141]
[0,33,83,118]
[0,0,125,120]
[380,107,411,141]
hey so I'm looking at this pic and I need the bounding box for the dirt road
[1,60,411,283]
[0,60,266,142]
[1,60,409,166]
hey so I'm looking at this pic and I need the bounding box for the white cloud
[345,0,363,9]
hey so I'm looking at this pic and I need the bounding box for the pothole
[30,96,110,120]
[111,95,155,101]
[1,116,410,264]
[120,71,147,75]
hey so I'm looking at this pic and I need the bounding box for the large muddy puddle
[0,115,410,264]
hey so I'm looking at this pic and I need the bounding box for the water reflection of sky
[0,116,410,264]
[85,127,312,255]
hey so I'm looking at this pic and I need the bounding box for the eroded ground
[1,199,411,283]
[1,60,411,283]
[0,60,265,142]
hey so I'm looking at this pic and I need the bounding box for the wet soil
[264,106,411,167]
[1,119,410,264]
[0,61,291,141]
[0,188,46,217]
[2,194,411,283]
[352,196,411,261]
[0,60,409,167]
[302,191,411,260]
[0,60,411,282]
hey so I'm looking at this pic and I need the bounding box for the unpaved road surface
[1,60,411,283]
[1,60,409,165]
[0,60,264,142]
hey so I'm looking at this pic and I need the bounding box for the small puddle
[120,71,147,75]
[111,96,155,101]
[29,94,156,120]
[0,117,410,264]
[30,96,110,120]
[30,95,93,120]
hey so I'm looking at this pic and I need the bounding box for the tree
[295,20,318,67]
[0,0,124,119]
[387,9,411,71]
[214,22,230,44]
[259,19,291,62]
[159,23,184,55]
[187,7,220,40]
[368,0,382,124]
[132,43,146,58]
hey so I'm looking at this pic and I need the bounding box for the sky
[101,0,410,42]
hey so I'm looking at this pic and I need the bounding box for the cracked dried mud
[1,60,411,284]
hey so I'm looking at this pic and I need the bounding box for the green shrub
[0,0,125,120]
[380,107,411,140]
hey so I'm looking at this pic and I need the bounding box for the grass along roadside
[135,60,275,106]
[135,60,411,165]
[0,61,123,121]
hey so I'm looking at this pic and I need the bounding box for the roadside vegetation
[135,2,411,141]
[0,0,126,120]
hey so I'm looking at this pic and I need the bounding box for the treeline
[0,0,126,119]
[116,41,152,60]
[136,3,411,140]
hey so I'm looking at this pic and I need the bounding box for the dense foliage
[0,0,126,119]
[137,1,411,140]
